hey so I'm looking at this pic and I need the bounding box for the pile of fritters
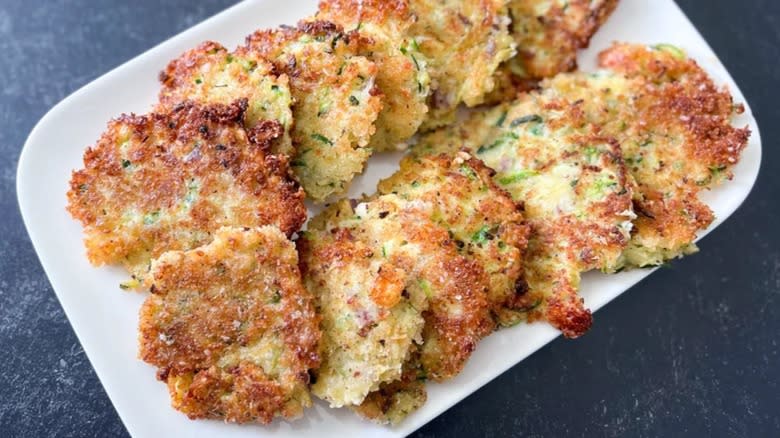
[66,0,750,428]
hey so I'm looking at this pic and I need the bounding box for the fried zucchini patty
[300,194,492,407]
[540,43,750,267]
[315,0,431,151]
[239,21,383,201]
[506,0,619,79]
[67,101,306,281]
[157,41,295,156]
[416,96,635,338]
[377,152,531,326]
[410,0,515,129]
[354,153,530,423]
[138,226,320,423]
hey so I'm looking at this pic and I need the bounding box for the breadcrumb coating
[300,194,492,407]
[541,42,750,267]
[138,226,320,424]
[157,41,295,156]
[377,152,531,326]
[416,94,635,338]
[507,0,618,79]
[67,101,305,281]
[316,0,431,151]
[410,0,515,129]
[239,21,383,201]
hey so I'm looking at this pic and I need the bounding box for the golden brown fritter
[540,43,750,267]
[138,226,320,424]
[300,199,427,408]
[157,41,295,156]
[299,194,492,407]
[315,0,431,151]
[409,0,516,129]
[416,95,635,338]
[377,152,531,326]
[239,21,383,201]
[67,101,306,282]
[506,0,619,79]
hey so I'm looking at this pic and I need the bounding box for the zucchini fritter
[506,0,619,79]
[410,0,516,129]
[299,199,427,408]
[416,96,635,338]
[316,0,432,151]
[300,194,492,407]
[540,43,750,267]
[484,0,617,103]
[239,21,383,201]
[377,152,531,326]
[67,101,306,281]
[138,226,320,424]
[157,41,295,156]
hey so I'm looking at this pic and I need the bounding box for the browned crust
[300,196,494,383]
[242,20,348,61]
[418,253,494,380]
[236,19,383,201]
[598,43,749,172]
[413,95,634,338]
[297,225,380,290]
[598,43,750,257]
[138,227,320,424]
[530,110,631,338]
[313,0,412,63]
[571,0,619,47]
[395,207,494,380]
[317,0,410,24]
[158,41,233,98]
[528,262,593,339]
[166,363,292,423]
[631,191,714,253]
[379,152,532,325]
[156,40,279,110]
[240,20,376,86]
[511,0,619,78]
[67,101,306,271]
[460,158,533,316]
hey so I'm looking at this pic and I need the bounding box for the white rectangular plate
[17,0,761,437]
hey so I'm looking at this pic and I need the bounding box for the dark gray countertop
[1,1,777,436]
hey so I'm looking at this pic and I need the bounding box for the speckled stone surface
[1,1,777,437]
